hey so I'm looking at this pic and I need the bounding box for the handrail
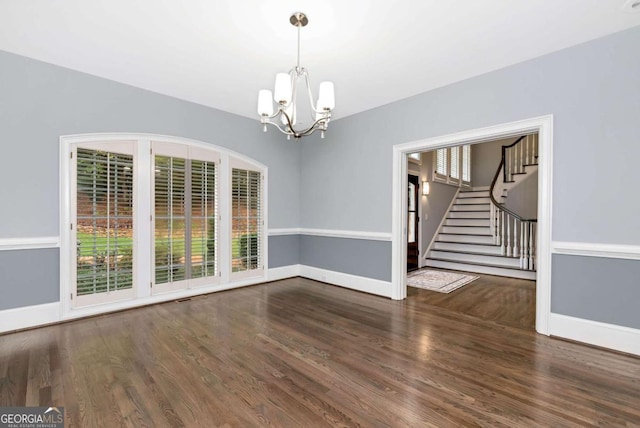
[489,135,537,223]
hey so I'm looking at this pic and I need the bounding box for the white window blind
[75,148,134,304]
[462,145,471,183]
[231,168,262,274]
[450,146,460,179]
[190,159,218,280]
[435,149,447,176]
[154,155,187,285]
[433,145,472,187]
[153,145,219,291]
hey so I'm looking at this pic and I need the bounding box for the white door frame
[391,115,553,335]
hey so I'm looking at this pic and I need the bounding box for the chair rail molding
[0,236,60,251]
[269,228,392,241]
[552,241,640,260]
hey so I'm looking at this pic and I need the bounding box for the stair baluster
[529,223,535,270]
[520,221,526,268]
[512,217,520,257]
[505,212,511,257]
[501,211,506,255]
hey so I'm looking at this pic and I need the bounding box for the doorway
[391,116,553,335]
[407,174,420,271]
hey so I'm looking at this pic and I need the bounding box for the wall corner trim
[551,241,640,260]
[549,313,640,356]
[0,237,60,251]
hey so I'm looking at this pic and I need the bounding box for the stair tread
[440,232,493,236]
[444,225,490,228]
[436,240,499,247]
[447,217,490,220]
[430,249,518,259]
[426,257,536,272]
[523,163,539,167]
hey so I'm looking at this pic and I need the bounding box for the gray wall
[268,235,300,269]
[419,151,459,256]
[299,26,640,327]
[552,255,640,329]
[471,137,517,187]
[299,236,391,282]
[0,249,59,310]
[504,170,538,219]
[0,50,301,309]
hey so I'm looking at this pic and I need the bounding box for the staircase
[425,135,538,281]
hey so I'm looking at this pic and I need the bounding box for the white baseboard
[0,265,389,333]
[299,265,392,298]
[267,264,301,281]
[549,313,640,356]
[0,302,61,333]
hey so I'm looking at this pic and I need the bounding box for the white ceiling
[1,0,639,121]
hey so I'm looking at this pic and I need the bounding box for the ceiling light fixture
[257,12,335,140]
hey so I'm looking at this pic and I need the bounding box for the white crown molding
[549,313,640,356]
[552,241,640,260]
[0,236,60,251]
[268,228,392,241]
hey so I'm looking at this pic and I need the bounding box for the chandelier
[257,12,335,140]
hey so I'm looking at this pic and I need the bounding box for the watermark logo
[0,406,64,428]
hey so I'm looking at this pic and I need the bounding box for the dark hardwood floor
[407,269,536,330]
[1,277,639,427]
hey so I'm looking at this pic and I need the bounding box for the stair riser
[455,197,490,205]
[428,251,521,268]
[451,204,490,212]
[445,219,490,227]
[424,259,536,280]
[448,211,490,219]
[438,234,494,244]
[458,191,490,198]
[441,226,491,235]
[433,242,503,255]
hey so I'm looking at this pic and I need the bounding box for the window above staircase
[433,145,471,188]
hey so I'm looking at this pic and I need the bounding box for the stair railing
[489,135,537,271]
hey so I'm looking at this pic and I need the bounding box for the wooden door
[407,175,419,271]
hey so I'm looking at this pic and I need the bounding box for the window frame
[60,134,268,319]
[432,145,472,188]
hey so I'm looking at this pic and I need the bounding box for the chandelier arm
[302,70,321,116]
[263,120,294,136]
[295,117,330,137]
[279,107,297,136]
[263,113,329,138]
